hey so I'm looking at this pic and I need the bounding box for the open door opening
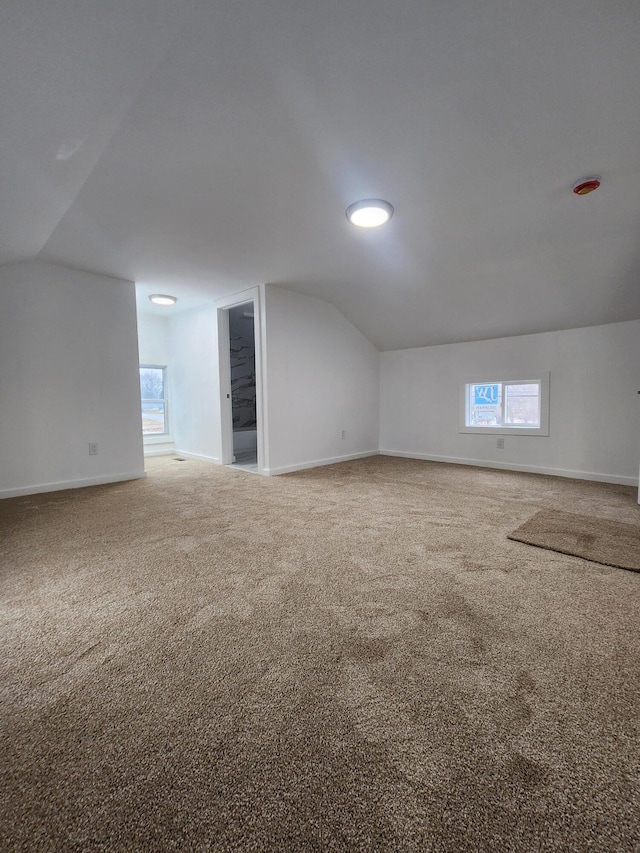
[228,303,257,469]
[217,287,265,474]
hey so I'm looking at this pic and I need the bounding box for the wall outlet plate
[89,443,99,455]
[496,437,505,450]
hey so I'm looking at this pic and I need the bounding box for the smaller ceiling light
[346,199,394,228]
[572,177,601,196]
[149,294,177,306]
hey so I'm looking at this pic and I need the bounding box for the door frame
[216,286,266,472]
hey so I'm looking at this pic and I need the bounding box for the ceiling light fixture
[572,177,601,196]
[346,199,394,228]
[149,294,177,306]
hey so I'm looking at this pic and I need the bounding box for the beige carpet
[509,508,640,572]
[1,455,639,852]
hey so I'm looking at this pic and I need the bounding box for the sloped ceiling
[2,0,640,350]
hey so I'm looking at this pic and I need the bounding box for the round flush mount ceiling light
[572,177,601,196]
[149,294,177,306]
[346,199,394,228]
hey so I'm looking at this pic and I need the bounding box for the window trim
[459,373,550,436]
[140,364,170,438]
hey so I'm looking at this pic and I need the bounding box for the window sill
[459,426,548,436]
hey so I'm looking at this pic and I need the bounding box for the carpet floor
[1,455,639,852]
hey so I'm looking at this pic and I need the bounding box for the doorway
[217,287,265,473]
[228,303,257,469]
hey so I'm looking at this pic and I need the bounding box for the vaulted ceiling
[2,0,640,350]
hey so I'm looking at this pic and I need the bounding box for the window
[460,374,549,435]
[140,366,168,436]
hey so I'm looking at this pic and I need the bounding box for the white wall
[380,319,640,486]
[264,285,379,474]
[137,312,170,365]
[0,261,144,497]
[3,262,635,495]
[168,305,222,462]
[136,312,175,455]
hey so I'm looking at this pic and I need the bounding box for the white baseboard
[379,450,639,488]
[265,450,379,476]
[143,439,176,457]
[173,450,221,464]
[0,471,147,500]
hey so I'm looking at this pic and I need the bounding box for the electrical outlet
[496,437,505,450]
[340,429,346,440]
[88,443,99,455]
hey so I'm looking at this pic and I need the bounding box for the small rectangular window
[140,366,168,436]
[460,374,549,435]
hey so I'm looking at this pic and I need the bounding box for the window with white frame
[140,365,169,436]
[460,374,549,435]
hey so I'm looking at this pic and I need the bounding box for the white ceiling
[3,0,640,350]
